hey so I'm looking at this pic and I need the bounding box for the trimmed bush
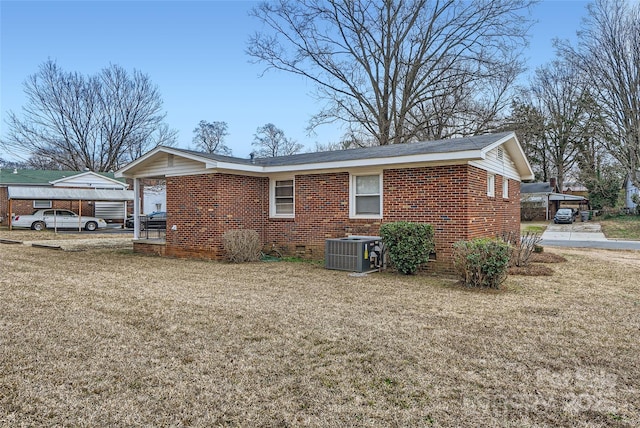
[222,229,261,262]
[452,238,511,288]
[379,222,434,275]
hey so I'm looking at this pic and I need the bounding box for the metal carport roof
[7,186,134,201]
[548,193,587,202]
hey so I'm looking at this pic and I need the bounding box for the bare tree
[0,158,28,169]
[248,0,534,146]
[557,0,640,190]
[507,60,600,190]
[409,60,523,140]
[193,120,232,155]
[252,123,303,157]
[507,101,550,182]
[1,60,177,172]
[529,60,591,191]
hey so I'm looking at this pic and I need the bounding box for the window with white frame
[33,200,52,209]
[502,177,509,198]
[270,178,294,217]
[350,173,382,218]
[487,173,495,197]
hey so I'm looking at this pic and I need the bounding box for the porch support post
[78,199,82,231]
[546,194,550,221]
[133,178,141,239]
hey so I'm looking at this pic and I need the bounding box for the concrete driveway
[541,222,640,250]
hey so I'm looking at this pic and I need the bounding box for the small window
[502,178,509,198]
[350,174,382,218]
[487,174,495,197]
[270,179,294,218]
[33,200,52,209]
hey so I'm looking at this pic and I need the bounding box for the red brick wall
[264,172,381,257]
[0,187,7,223]
[466,168,521,240]
[164,174,268,259]
[158,165,521,273]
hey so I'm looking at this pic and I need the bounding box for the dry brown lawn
[1,233,639,427]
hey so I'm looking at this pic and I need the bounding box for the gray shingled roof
[521,182,553,193]
[172,132,514,166]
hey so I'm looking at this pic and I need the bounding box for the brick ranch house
[116,131,534,272]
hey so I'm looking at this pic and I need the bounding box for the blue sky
[1,0,588,162]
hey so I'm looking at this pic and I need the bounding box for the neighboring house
[0,169,134,225]
[563,181,589,198]
[624,173,639,213]
[116,131,534,272]
[520,178,588,221]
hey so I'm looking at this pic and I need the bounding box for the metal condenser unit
[325,236,384,273]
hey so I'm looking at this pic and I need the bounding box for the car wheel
[32,221,46,231]
[85,221,98,231]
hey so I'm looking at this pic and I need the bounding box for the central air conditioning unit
[325,236,384,272]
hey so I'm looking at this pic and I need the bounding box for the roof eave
[117,146,487,177]
[481,132,535,181]
[116,146,221,178]
[259,150,484,173]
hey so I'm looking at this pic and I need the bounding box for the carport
[6,186,134,231]
[548,193,588,220]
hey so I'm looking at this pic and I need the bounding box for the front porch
[133,239,166,256]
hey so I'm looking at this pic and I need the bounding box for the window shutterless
[350,174,382,218]
[271,179,294,217]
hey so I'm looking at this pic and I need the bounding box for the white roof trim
[117,147,487,177]
[116,132,535,181]
[216,150,484,174]
[115,146,219,177]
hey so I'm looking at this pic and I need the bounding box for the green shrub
[452,238,511,288]
[379,222,434,275]
[222,229,261,262]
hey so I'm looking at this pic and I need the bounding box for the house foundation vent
[325,236,383,273]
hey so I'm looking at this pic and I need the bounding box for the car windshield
[557,209,572,215]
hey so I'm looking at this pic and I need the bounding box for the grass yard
[599,215,640,240]
[520,221,549,234]
[1,237,639,427]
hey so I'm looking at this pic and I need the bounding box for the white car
[11,209,108,231]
